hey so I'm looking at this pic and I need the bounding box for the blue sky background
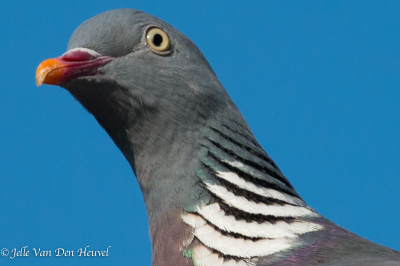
[0,1,399,265]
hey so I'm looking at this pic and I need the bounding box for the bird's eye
[146,27,171,54]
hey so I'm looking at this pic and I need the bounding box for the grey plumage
[37,9,400,266]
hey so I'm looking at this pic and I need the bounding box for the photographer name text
[1,246,111,259]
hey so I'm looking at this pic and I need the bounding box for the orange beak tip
[35,58,64,87]
[35,68,48,87]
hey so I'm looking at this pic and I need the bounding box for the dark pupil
[153,34,163,46]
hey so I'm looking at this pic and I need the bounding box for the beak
[35,48,114,86]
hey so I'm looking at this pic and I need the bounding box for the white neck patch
[182,170,323,265]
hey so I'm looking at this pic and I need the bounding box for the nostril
[61,48,101,61]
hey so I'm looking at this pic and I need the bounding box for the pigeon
[36,9,400,266]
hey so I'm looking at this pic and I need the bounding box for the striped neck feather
[181,123,324,266]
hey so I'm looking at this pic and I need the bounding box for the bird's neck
[67,79,399,265]
[127,112,325,265]
[71,81,326,264]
